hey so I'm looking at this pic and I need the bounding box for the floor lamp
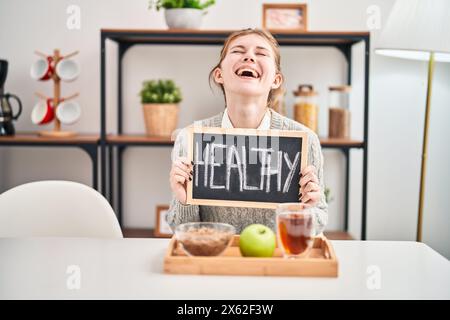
[375,0,450,242]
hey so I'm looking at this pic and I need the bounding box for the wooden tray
[164,235,338,277]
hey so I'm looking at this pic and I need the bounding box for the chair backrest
[0,180,123,238]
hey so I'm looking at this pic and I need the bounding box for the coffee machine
[0,59,22,136]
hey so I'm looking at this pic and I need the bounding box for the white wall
[0,0,448,258]
[0,150,4,191]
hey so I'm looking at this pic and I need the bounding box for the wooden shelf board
[101,29,369,46]
[0,134,363,148]
[106,134,174,145]
[0,132,99,144]
[105,134,363,148]
[122,228,156,238]
[324,231,354,240]
[319,137,364,148]
[102,28,369,36]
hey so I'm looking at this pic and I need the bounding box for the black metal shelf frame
[0,140,99,190]
[100,30,370,239]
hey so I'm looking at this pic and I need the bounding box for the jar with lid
[292,84,319,133]
[270,87,287,116]
[328,85,351,139]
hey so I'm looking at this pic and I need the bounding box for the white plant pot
[164,8,204,29]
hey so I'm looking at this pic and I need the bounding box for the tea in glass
[276,203,316,258]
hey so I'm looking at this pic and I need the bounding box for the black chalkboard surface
[186,127,308,209]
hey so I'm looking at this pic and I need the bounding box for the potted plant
[139,79,182,136]
[324,187,334,204]
[148,0,215,29]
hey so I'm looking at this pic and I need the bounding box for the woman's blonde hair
[208,28,284,108]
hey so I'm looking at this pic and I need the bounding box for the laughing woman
[166,28,328,233]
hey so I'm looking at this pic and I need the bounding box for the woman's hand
[169,157,193,204]
[299,165,321,207]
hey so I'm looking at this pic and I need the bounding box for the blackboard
[186,127,308,209]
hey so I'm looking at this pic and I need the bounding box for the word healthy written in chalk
[193,136,300,194]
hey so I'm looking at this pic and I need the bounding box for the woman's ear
[271,73,283,90]
[213,67,224,85]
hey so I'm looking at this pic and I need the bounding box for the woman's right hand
[169,157,193,204]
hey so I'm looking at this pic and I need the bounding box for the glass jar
[293,84,319,133]
[270,87,287,116]
[328,85,351,139]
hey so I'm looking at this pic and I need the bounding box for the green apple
[239,224,276,257]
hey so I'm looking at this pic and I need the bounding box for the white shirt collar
[221,108,271,129]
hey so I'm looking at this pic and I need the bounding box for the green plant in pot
[324,186,334,204]
[139,79,182,137]
[148,0,216,29]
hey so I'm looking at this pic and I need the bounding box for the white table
[0,238,449,299]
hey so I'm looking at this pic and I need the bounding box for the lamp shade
[375,0,450,62]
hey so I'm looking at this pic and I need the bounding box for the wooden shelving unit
[100,29,370,239]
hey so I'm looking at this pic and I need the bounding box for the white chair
[0,180,123,238]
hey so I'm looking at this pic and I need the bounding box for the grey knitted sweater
[166,109,328,233]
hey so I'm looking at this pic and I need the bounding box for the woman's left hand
[299,165,321,207]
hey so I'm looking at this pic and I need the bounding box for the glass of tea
[276,203,317,258]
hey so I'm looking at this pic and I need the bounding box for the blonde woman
[167,28,328,233]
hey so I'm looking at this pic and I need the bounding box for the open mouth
[235,68,261,79]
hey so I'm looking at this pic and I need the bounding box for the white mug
[31,99,55,125]
[30,57,54,81]
[56,101,81,124]
[56,59,79,82]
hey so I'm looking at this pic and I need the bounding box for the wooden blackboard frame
[186,127,308,209]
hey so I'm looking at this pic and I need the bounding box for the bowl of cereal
[175,222,236,256]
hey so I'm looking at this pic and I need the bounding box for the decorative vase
[164,8,204,29]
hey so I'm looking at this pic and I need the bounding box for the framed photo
[154,205,173,238]
[262,3,308,32]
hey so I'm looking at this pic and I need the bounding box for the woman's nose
[243,57,255,63]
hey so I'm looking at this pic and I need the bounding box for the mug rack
[33,49,79,138]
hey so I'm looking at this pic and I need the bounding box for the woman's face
[214,34,282,99]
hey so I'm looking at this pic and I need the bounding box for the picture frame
[262,3,308,32]
[154,205,173,238]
